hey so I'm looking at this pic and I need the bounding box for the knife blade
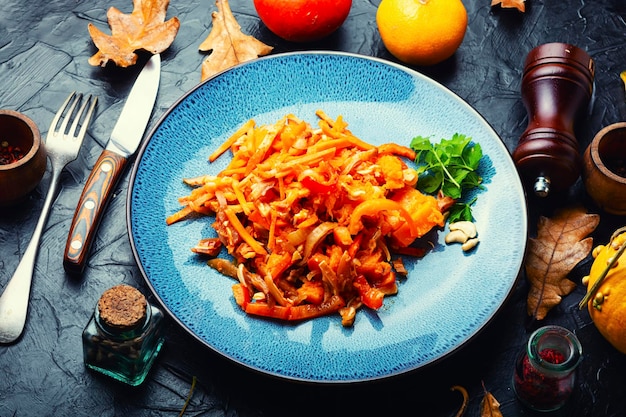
[63,54,161,274]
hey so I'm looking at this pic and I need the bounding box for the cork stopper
[97,285,147,331]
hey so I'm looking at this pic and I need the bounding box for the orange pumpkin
[583,227,626,354]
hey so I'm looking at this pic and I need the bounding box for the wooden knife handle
[63,149,128,274]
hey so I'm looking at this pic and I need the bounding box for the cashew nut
[445,229,469,244]
[449,221,477,239]
[461,237,480,252]
[445,221,479,252]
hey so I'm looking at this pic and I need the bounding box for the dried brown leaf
[199,0,273,81]
[526,206,599,320]
[480,385,503,417]
[88,0,180,67]
[491,0,525,12]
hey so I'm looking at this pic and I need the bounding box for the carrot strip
[296,213,319,229]
[315,110,348,132]
[281,147,336,171]
[188,192,213,212]
[377,142,416,160]
[232,180,250,216]
[218,167,247,178]
[209,119,255,162]
[166,206,193,225]
[267,209,278,252]
[343,134,376,151]
[308,136,372,153]
[183,175,217,186]
[278,176,286,200]
[315,109,334,124]
[245,126,279,175]
[223,208,267,255]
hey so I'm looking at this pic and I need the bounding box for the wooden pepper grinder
[513,43,595,197]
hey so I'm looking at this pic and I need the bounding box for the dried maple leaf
[88,0,180,67]
[491,0,525,12]
[199,0,273,81]
[480,383,503,417]
[525,206,599,320]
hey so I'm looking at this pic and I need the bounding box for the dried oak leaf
[88,0,180,67]
[491,0,525,12]
[526,206,599,320]
[199,0,273,81]
[480,384,503,417]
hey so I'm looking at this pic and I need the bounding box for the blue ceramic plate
[128,52,527,383]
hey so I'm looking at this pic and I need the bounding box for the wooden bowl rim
[588,122,626,185]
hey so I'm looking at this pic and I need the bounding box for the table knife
[63,54,161,274]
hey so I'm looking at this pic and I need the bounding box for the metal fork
[0,92,97,344]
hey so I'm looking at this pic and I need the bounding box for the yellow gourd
[582,227,626,354]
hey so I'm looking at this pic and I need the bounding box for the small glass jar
[512,325,583,412]
[82,284,165,386]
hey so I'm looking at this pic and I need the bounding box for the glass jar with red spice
[513,325,583,412]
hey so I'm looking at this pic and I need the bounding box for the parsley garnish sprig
[410,133,483,222]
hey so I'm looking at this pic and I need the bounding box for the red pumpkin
[253,0,352,43]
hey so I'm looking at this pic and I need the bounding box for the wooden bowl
[583,122,626,215]
[0,110,47,206]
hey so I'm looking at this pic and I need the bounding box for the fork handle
[0,168,62,343]
[63,149,128,274]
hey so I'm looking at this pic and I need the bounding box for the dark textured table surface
[2,0,626,416]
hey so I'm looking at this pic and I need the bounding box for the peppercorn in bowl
[0,109,47,206]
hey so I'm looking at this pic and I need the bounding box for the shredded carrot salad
[166,110,447,326]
